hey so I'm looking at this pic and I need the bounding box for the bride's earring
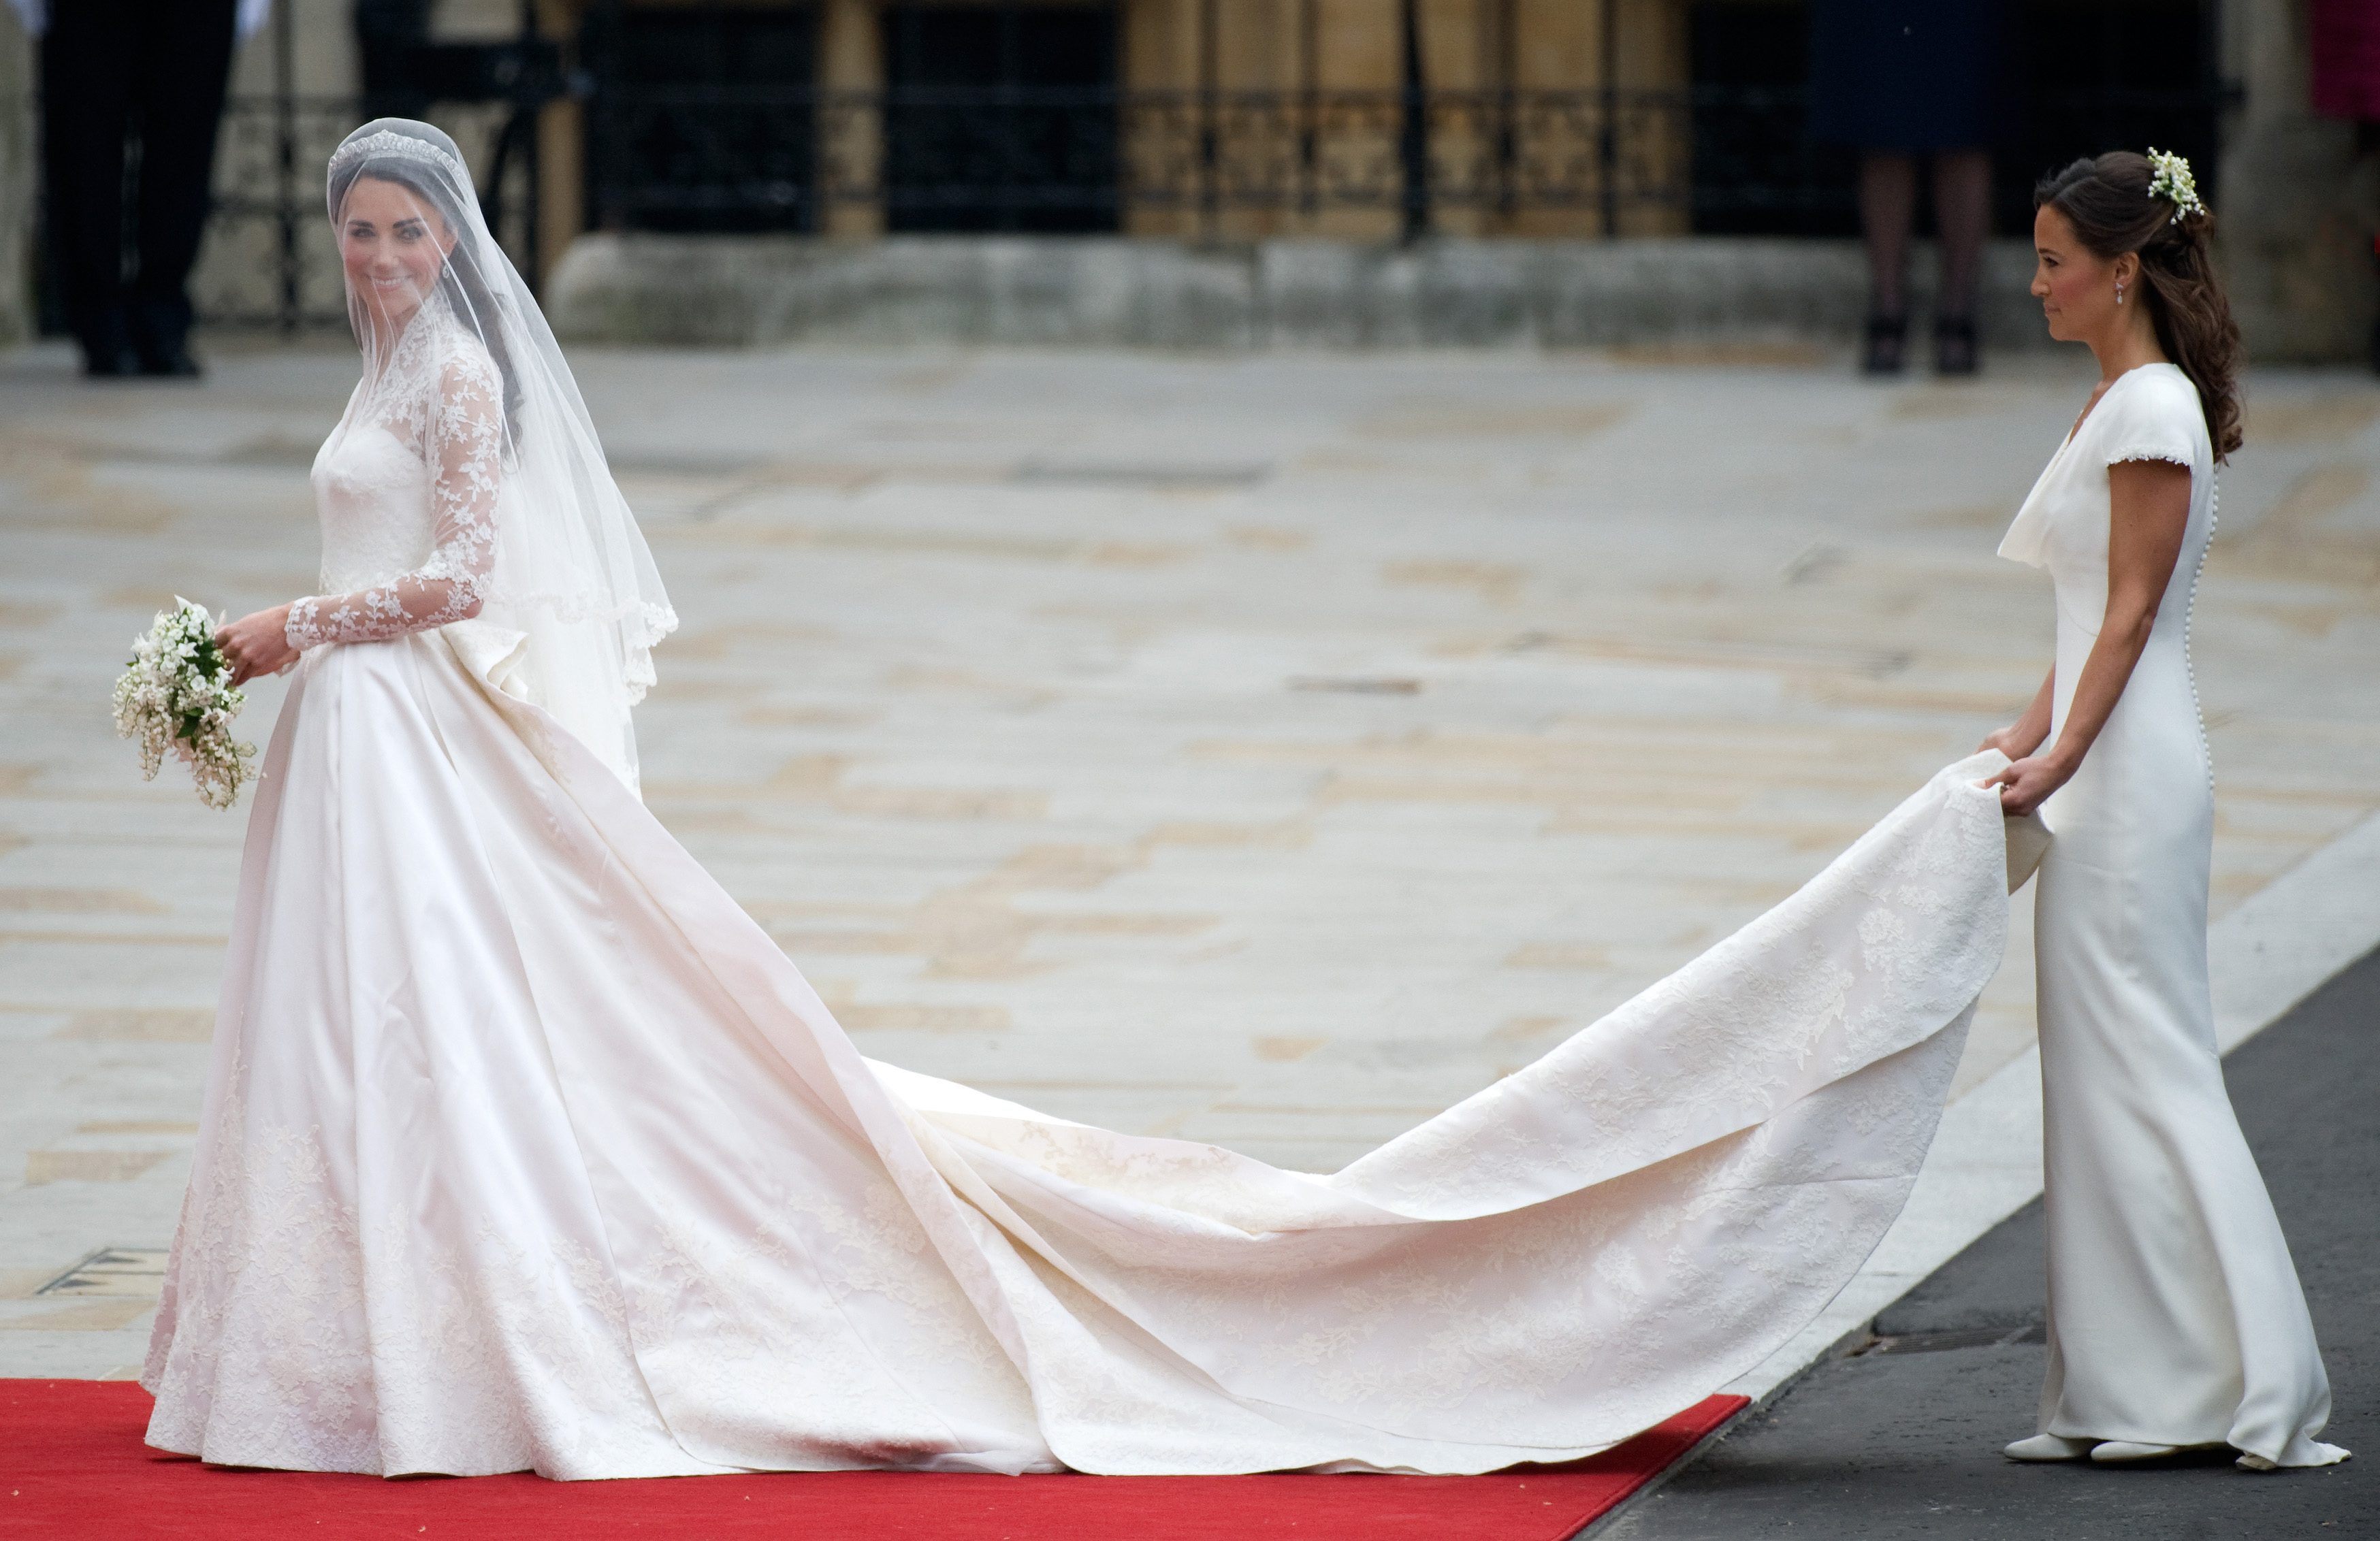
[2116,280,2126,306]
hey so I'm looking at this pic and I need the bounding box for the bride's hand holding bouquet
[216,603,298,686]
[112,598,271,810]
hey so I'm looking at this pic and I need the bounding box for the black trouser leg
[129,0,240,371]
[355,0,434,123]
[41,0,137,372]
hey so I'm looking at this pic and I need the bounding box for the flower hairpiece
[2145,148,2204,223]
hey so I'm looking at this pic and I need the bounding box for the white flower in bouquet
[112,598,259,811]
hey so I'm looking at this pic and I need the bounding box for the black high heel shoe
[1862,314,1907,376]
[1935,314,1978,376]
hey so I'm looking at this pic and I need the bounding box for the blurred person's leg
[1932,148,1991,375]
[1859,151,1915,374]
[127,0,240,376]
[42,0,138,376]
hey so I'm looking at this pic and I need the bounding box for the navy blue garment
[1807,0,2015,152]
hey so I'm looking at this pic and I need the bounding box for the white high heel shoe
[2088,1440,2181,1463]
[2003,1433,2095,1461]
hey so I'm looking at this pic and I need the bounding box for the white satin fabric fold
[143,628,2016,1479]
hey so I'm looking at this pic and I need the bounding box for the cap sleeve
[2098,370,2202,469]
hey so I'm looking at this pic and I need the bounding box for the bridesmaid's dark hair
[2035,151,2243,461]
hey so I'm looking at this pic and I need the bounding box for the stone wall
[188,0,556,321]
[2219,0,2380,364]
[546,230,2058,351]
[0,6,32,348]
[185,0,359,327]
[1109,0,1687,241]
[11,0,2356,364]
[556,0,1689,246]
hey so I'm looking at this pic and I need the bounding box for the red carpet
[2,1380,1744,1540]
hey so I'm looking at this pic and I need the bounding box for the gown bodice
[1996,361,2215,742]
[289,293,505,652]
[312,422,434,595]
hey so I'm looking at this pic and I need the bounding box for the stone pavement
[3,337,2379,1393]
[1601,942,2377,1541]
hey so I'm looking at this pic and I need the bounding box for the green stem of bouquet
[174,626,232,747]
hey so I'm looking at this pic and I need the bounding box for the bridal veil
[325,118,675,790]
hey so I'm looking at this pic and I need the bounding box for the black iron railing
[584,85,1750,236]
[197,93,548,330]
[199,95,370,329]
[189,0,560,331]
[194,79,2227,330]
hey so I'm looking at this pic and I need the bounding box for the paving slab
[3,337,2379,1390]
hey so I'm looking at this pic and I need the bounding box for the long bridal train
[144,626,2017,1480]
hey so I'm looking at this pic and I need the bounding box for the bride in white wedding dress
[151,120,2022,1481]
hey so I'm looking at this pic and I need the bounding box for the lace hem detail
[2104,444,2193,468]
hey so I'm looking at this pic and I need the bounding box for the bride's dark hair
[328,140,524,444]
[2034,150,2242,460]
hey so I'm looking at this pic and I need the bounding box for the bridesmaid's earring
[2116,280,2126,306]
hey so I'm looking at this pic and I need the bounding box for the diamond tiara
[328,129,468,184]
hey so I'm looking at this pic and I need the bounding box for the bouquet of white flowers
[112,598,258,810]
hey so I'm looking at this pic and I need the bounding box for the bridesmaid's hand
[1984,753,2072,818]
[217,605,298,687]
[1977,724,2043,761]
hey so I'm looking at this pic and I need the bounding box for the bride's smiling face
[338,176,457,334]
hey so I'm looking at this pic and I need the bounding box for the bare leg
[1932,149,1991,374]
[1859,152,1916,372]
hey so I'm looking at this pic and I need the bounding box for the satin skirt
[2033,630,2346,1467]
[144,630,2015,1478]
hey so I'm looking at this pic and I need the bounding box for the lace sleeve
[286,351,504,650]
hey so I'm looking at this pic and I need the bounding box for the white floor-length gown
[133,293,2036,1482]
[1999,361,2347,1468]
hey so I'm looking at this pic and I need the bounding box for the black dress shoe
[139,341,204,378]
[82,345,145,378]
[78,305,144,378]
[130,297,204,378]
[1861,314,1907,376]
[1935,314,1978,376]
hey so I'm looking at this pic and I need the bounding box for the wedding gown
[140,297,2023,1480]
[1999,361,2346,1468]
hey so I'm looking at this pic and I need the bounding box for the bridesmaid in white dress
[1985,151,2348,1472]
[154,120,2027,1481]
